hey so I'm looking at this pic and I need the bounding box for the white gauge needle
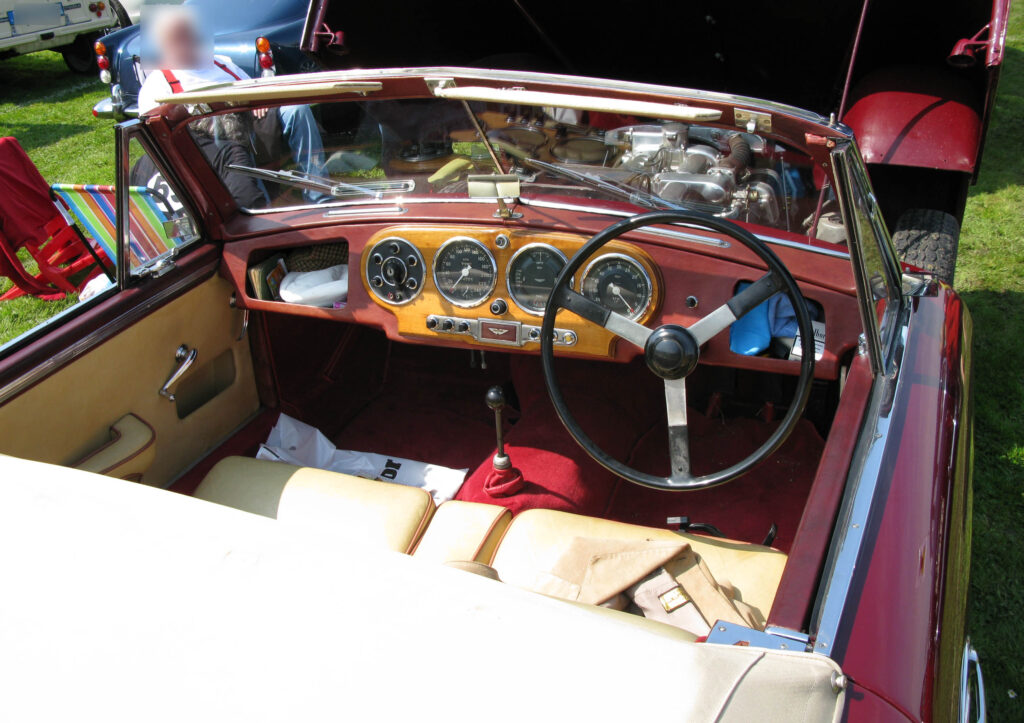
[609,283,636,316]
[450,263,471,292]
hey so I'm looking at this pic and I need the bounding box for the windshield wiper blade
[227,165,413,201]
[516,156,683,212]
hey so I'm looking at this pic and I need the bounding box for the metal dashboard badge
[478,319,521,345]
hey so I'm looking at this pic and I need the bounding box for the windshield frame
[149,67,854,252]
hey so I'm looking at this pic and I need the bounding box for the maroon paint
[844,67,982,173]
[837,287,971,720]
[845,680,915,722]
[768,352,874,630]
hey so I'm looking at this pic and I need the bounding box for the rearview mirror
[467,174,520,200]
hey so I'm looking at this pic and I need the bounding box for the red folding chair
[0,137,113,301]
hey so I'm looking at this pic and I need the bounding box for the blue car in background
[92,0,326,119]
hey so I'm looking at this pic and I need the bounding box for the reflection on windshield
[188,98,839,240]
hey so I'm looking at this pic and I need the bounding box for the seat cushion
[490,509,787,620]
[193,457,434,553]
[412,500,512,563]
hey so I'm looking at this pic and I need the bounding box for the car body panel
[844,67,983,173]
[0,0,114,56]
[831,286,973,720]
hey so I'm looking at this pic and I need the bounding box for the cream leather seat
[490,509,788,621]
[412,500,512,564]
[194,456,435,553]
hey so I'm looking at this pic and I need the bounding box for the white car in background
[0,0,118,71]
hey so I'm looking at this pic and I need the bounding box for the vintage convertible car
[0,67,980,721]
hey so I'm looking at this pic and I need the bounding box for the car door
[0,122,259,487]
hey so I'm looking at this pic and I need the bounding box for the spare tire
[892,208,960,285]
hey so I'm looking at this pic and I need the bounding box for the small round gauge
[580,253,653,321]
[432,237,497,307]
[365,236,425,305]
[507,243,569,315]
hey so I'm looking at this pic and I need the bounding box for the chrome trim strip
[323,205,407,217]
[244,197,850,260]
[523,198,851,259]
[960,638,987,723]
[516,198,727,249]
[809,314,909,656]
[0,266,216,406]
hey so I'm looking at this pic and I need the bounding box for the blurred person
[137,6,325,199]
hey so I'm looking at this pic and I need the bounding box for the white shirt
[137,55,250,114]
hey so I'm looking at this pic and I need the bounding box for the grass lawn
[955,7,1024,718]
[2,23,1024,717]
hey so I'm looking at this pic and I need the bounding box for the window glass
[188,99,835,241]
[125,136,201,276]
[841,151,903,368]
[0,136,200,353]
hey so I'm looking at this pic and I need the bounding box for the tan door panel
[0,277,260,487]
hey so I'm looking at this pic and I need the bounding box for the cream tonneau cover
[0,456,844,723]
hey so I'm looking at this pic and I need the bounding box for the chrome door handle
[159,344,197,401]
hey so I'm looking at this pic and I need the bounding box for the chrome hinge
[706,621,811,652]
[857,333,868,356]
[137,256,176,279]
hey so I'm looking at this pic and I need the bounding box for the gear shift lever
[486,385,511,471]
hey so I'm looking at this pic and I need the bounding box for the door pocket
[175,349,237,419]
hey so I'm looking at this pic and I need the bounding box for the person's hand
[252,107,269,120]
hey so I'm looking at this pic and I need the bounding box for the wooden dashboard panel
[220,215,861,379]
[359,225,662,358]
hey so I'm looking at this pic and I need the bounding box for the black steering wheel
[541,210,815,491]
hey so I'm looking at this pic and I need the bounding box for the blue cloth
[729,287,820,356]
[729,282,772,356]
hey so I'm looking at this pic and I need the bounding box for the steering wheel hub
[644,325,699,380]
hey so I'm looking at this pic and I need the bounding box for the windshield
[187,98,839,241]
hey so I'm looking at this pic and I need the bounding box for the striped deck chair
[0,136,111,301]
[51,184,180,270]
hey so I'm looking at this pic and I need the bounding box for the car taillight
[256,36,275,77]
[95,42,111,83]
[88,1,106,17]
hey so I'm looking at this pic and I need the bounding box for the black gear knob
[486,386,510,470]
[485,385,506,411]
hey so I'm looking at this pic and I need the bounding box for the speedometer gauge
[581,254,652,321]
[507,243,569,315]
[432,237,497,307]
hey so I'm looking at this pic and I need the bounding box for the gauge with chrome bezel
[506,243,570,316]
[432,237,498,307]
[580,253,653,321]
[365,237,425,305]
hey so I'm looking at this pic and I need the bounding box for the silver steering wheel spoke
[664,377,692,481]
[553,287,652,348]
[687,271,784,346]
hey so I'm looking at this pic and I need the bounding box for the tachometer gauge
[507,243,569,315]
[432,237,497,307]
[580,253,652,321]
